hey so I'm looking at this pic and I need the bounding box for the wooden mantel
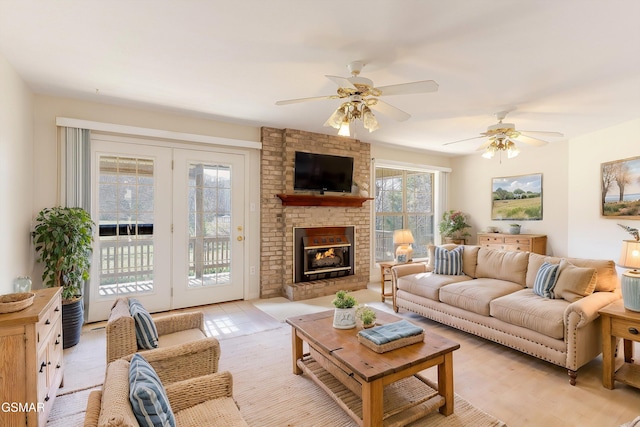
[276,193,373,207]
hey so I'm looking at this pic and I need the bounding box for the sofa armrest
[124,337,221,384]
[155,311,205,336]
[83,390,102,427]
[565,291,622,328]
[106,298,138,363]
[165,371,234,413]
[391,263,430,279]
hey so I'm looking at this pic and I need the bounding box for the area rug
[252,288,384,322]
[47,324,506,426]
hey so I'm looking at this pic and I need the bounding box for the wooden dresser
[477,232,547,255]
[0,287,64,427]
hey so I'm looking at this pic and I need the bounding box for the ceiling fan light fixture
[362,106,379,132]
[324,105,347,129]
[338,119,351,137]
[482,144,497,159]
[506,141,520,159]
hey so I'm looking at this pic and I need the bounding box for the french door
[88,138,245,321]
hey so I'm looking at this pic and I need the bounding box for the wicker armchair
[84,346,248,427]
[106,297,217,366]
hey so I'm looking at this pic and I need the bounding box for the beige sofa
[392,245,621,385]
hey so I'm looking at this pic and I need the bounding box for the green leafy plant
[438,210,471,238]
[332,290,358,309]
[356,305,376,326]
[32,207,95,301]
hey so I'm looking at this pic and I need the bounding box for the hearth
[294,226,355,283]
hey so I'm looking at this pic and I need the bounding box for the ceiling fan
[275,61,438,136]
[444,108,564,160]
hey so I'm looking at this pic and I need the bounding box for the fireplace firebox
[294,226,355,283]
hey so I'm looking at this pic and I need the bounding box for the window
[374,167,434,262]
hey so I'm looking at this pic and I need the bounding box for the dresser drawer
[36,299,61,346]
[611,318,640,341]
[502,244,530,252]
[504,236,531,245]
[479,235,504,244]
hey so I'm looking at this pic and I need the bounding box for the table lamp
[619,240,640,311]
[393,229,414,263]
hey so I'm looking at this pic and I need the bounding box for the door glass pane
[98,156,155,296]
[187,163,231,287]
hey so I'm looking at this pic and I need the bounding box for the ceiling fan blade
[443,135,485,146]
[518,130,564,138]
[514,133,550,146]
[325,75,357,89]
[368,100,411,122]
[375,80,439,96]
[275,95,339,106]
[475,140,493,151]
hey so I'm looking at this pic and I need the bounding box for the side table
[600,300,640,389]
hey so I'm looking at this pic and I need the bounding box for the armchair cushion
[129,354,176,427]
[129,299,159,349]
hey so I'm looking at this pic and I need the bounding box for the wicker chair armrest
[124,337,221,384]
[155,311,205,336]
[106,299,138,364]
[164,371,234,413]
[83,390,102,427]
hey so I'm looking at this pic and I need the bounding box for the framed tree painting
[601,156,640,219]
[491,173,543,220]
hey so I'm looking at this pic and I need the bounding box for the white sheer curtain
[61,127,91,211]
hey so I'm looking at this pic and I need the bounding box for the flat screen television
[294,151,354,194]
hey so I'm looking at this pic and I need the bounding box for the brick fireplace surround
[260,127,372,301]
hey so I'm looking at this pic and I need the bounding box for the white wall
[568,118,640,263]
[0,53,34,294]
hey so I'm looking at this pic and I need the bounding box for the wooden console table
[477,233,547,255]
[600,300,640,390]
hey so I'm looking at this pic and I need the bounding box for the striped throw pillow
[533,262,559,298]
[129,354,176,427]
[434,246,464,275]
[129,299,159,350]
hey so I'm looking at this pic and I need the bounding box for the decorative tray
[0,292,36,314]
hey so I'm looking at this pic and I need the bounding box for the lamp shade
[393,229,414,245]
[619,240,640,270]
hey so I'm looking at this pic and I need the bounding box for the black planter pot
[62,297,84,349]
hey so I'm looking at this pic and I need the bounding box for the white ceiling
[1,0,639,156]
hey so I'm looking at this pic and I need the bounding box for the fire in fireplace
[294,227,355,283]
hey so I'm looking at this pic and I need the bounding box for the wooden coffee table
[286,309,460,427]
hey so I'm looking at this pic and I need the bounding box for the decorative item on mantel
[332,290,358,329]
[618,224,640,311]
[438,210,471,244]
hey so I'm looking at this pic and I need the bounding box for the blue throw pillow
[129,298,159,350]
[129,354,176,427]
[434,246,464,275]
[533,262,560,298]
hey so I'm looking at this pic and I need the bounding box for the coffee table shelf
[298,356,445,427]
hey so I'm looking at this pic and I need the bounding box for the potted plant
[356,305,376,328]
[332,290,358,329]
[509,224,521,235]
[438,210,471,244]
[33,207,95,348]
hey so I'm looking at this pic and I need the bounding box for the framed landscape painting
[491,173,543,220]
[601,156,640,219]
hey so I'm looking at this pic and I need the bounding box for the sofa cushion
[552,260,597,302]
[157,328,207,348]
[439,278,523,316]
[174,397,248,426]
[434,246,464,275]
[532,262,560,298]
[427,244,480,278]
[525,253,618,292]
[490,289,568,339]
[129,354,176,427]
[475,248,529,286]
[129,299,159,350]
